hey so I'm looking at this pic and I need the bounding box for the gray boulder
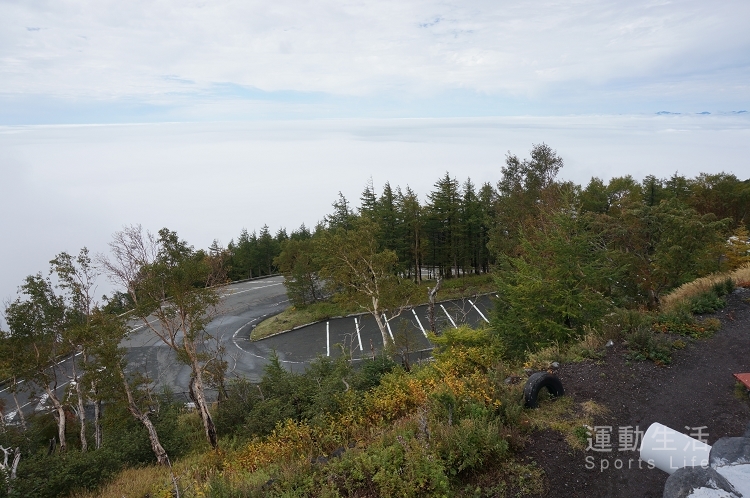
[663,466,741,498]
[711,438,750,468]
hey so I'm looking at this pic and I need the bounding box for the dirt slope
[522,288,750,498]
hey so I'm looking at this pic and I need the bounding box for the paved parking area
[234,294,494,377]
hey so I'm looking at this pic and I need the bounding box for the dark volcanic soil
[521,288,750,498]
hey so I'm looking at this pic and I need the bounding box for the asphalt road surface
[1,276,494,421]
[119,276,291,398]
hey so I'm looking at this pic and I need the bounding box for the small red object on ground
[733,373,750,389]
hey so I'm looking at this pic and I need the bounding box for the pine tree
[477,182,496,273]
[426,173,461,278]
[257,225,279,275]
[460,178,482,274]
[290,223,312,241]
[642,175,665,207]
[359,177,378,219]
[326,192,355,230]
[376,182,400,257]
[396,186,424,282]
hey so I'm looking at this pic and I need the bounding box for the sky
[1,0,750,319]
[2,0,749,121]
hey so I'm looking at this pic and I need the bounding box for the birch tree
[88,310,172,464]
[0,444,20,492]
[318,218,413,347]
[99,225,225,449]
[49,248,100,451]
[3,274,69,452]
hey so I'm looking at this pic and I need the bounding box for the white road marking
[412,309,428,338]
[221,282,283,296]
[230,340,307,364]
[326,322,330,357]
[231,317,262,352]
[19,400,33,410]
[129,318,159,333]
[3,396,36,421]
[440,304,458,328]
[55,351,82,366]
[354,317,363,351]
[0,379,24,394]
[468,299,490,323]
[233,318,260,339]
[384,314,395,342]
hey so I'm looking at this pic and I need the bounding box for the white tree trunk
[370,296,391,348]
[11,382,26,431]
[428,277,442,333]
[10,449,19,480]
[0,445,20,490]
[119,369,169,466]
[45,387,66,453]
[93,396,102,450]
[189,363,218,449]
[72,367,87,452]
[372,306,390,348]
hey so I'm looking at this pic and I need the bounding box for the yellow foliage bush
[171,325,515,496]
[228,419,313,474]
[70,466,172,498]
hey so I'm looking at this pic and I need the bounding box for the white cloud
[1,0,749,116]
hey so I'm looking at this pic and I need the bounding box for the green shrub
[690,291,725,314]
[602,308,653,340]
[101,394,199,465]
[654,306,721,338]
[9,448,122,498]
[491,209,617,359]
[328,430,449,498]
[350,354,397,391]
[625,327,673,365]
[430,326,495,349]
[712,277,735,297]
[685,277,734,314]
[432,417,509,476]
[218,354,357,442]
[216,377,263,437]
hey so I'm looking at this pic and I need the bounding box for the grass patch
[252,274,496,340]
[433,274,495,300]
[525,301,723,369]
[523,395,608,451]
[526,328,606,369]
[734,381,750,401]
[70,465,172,498]
[453,460,547,498]
[252,301,350,339]
[623,327,674,365]
[660,264,750,312]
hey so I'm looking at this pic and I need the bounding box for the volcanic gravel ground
[521,288,750,497]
